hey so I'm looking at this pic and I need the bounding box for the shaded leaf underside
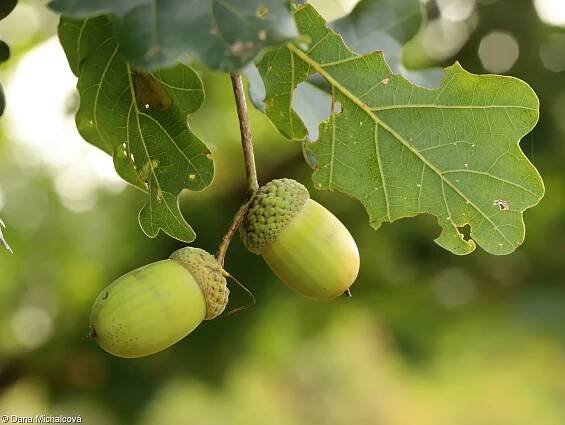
[258,5,544,255]
[59,17,214,242]
[330,0,421,57]
[50,0,298,71]
[329,0,443,89]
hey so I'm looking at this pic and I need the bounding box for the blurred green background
[1,1,564,424]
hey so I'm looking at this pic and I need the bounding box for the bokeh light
[10,306,54,349]
[307,0,360,21]
[421,18,474,61]
[534,0,565,27]
[478,31,519,73]
[539,33,565,73]
[437,0,476,22]
[4,37,125,212]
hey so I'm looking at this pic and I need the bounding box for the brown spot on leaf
[493,199,510,211]
[132,71,172,111]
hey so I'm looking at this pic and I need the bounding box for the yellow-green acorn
[240,179,360,299]
[90,247,228,358]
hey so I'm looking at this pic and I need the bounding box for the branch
[216,198,253,266]
[230,73,259,195]
[216,73,259,266]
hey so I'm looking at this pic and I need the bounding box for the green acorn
[241,179,360,299]
[90,247,228,358]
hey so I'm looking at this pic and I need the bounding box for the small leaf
[0,83,5,116]
[50,0,298,71]
[0,0,17,21]
[0,0,17,117]
[59,16,214,242]
[0,40,9,116]
[259,5,544,255]
[0,40,10,64]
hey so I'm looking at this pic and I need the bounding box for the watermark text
[1,415,82,423]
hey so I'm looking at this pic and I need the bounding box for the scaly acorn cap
[241,178,309,255]
[170,247,229,320]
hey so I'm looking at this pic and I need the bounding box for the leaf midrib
[371,104,536,111]
[126,66,188,230]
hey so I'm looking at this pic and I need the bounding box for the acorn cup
[90,247,228,358]
[240,179,360,299]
